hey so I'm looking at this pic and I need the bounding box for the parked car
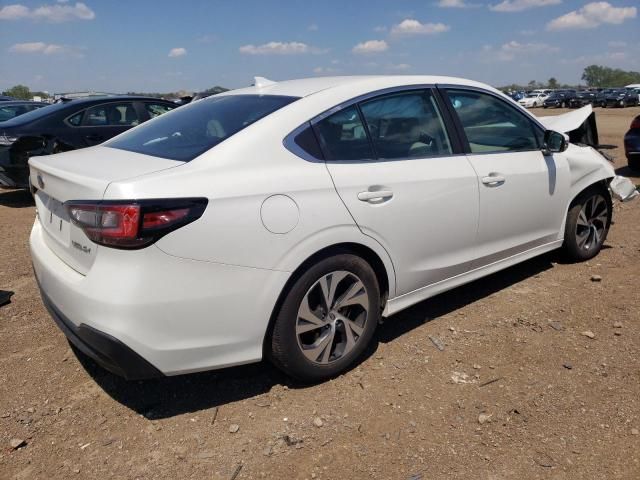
[569,91,597,108]
[624,114,640,171]
[0,101,48,122]
[0,96,176,189]
[29,75,636,382]
[594,89,614,107]
[604,89,640,108]
[509,91,526,102]
[0,95,16,102]
[543,91,576,108]
[518,92,548,108]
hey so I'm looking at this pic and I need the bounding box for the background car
[543,90,576,108]
[0,96,176,188]
[0,95,16,102]
[624,114,640,172]
[28,75,628,382]
[604,89,639,108]
[0,101,48,122]
[569,91,597,108]
[518,92,548,108]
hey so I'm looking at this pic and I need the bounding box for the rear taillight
[65,198,207,249]
[630,116,640,130]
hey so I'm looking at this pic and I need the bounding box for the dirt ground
[1,107,639,480]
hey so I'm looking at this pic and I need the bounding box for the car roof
[0,101,48,106]
[222,75,500,98]
[56,95,172,105]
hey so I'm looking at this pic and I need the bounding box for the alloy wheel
[295,271,369,365]
[575,194,608,251]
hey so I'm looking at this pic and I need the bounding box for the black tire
[562,186,612,262]
[628,156,640,172]
[269,254,380,382]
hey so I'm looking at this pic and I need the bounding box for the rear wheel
[562,187,612,262]
[628,156,640,172]
[270,254,380,382]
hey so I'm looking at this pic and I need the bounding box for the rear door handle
[481,174,506,187]
[357,190,394,202]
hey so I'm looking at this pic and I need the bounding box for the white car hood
[536,105,592,133]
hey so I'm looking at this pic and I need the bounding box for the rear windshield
[106,94,298,161]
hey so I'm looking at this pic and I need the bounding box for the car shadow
[614,165,639,180]
[0,189,34,208]
[77,251,558,419]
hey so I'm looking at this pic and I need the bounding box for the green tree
[547,77,559,89]
[581,65,640,87]
[2,84,31,100]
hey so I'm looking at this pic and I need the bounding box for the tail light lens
[65,198,207,249]
[630,116,640,130]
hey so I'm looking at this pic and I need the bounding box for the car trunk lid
[29,146,183,274]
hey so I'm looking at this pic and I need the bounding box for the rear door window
[107,95,298,161]
[83,102,140,126]
[314,105,374,161]
[359,90,452,159]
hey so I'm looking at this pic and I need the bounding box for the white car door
[316,88,480,296]
[441,87,570,267]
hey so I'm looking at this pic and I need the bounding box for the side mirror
[542,130,568,155]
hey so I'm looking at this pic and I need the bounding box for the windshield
[106,94,298,161]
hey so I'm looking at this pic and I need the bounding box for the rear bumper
[39,286,163,379]
[30,218,291,377]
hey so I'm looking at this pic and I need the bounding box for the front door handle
[481,173,506,187]
[357,190,394,202]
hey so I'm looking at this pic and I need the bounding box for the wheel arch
[262,241,393,357]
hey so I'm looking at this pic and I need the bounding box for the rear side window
[360,90,452,159]
[314,105,374,160]
[84,102,139,126]
[107,95,297,161]
[446,89,542,154]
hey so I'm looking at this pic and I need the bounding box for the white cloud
[352,40,389,55]
[436,0,476,7]
[391,19,450,35]
[8,41,84,56]
[481,41,559,61]
[490,0,561,12]
[168,47,187,57]
[312,66,338,74]
[0,2,95,22]
[547,2,636,30]
[388,63,412,71]
[239,41,323,55]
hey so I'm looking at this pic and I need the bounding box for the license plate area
[36,190,70,247]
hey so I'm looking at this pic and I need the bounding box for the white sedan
[518,92,548,108]
[29,75,636,382]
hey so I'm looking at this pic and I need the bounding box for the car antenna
[253,76,276,88]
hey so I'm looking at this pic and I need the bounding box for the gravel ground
[1,106,639,480]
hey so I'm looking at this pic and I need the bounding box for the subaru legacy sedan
[29,76,636,382]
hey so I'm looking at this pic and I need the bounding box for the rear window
[106,94,298,161]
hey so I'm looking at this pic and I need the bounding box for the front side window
[84,102,139,127]
[107,94,297,161]
[314,105,374,160]
[360,90,452,159]
[446,89,541,154]
[145,102,175,118]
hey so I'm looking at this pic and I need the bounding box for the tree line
[4,65,640,101]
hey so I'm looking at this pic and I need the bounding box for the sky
[0,0,638,94]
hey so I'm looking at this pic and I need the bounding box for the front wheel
[562,187,612,262]
[269,254,380,382]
